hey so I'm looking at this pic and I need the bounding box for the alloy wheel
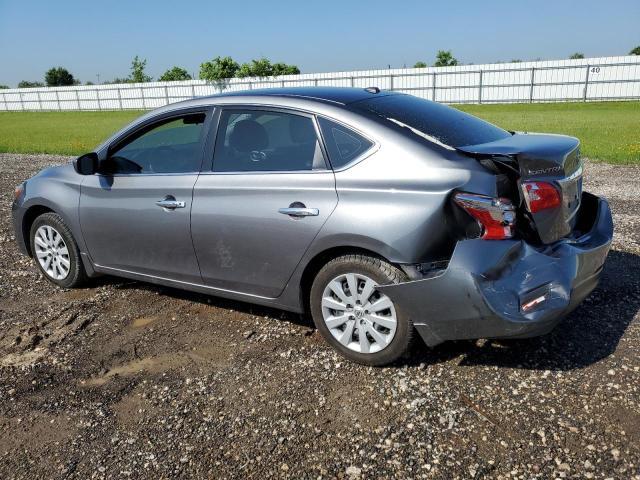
[34,225,70,280]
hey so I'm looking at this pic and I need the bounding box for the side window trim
[208,105,330,174]
[100,107,213,176]
[316,115,377,172]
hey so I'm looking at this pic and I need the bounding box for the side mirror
[73,152,99,175]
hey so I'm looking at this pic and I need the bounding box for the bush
[237,58,273,78]
[630,46,640,55]
[569,53,585,59]
[199,56,239,82]
[159,66,192,82]
[0,85,9,89]
[198,56,300,83]
[413,61,427,68]
[272,62,300,76]
[18,80,45,88]
[105,77,131,85]
[237,58,300,78]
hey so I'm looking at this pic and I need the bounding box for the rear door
[80,109,211,283]
[191,107,338,298]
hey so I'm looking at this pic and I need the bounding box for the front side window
[104,113,206,174]
[318,117,374,169]
[213,110,325,172]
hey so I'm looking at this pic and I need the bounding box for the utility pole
[96,73,101,84]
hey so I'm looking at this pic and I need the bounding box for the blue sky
[0,0,638,86]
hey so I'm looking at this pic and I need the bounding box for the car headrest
[289,117,316,144]
[229,120,268,152]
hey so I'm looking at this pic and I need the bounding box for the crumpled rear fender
[378,194,613,346]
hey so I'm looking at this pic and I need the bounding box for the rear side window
[353,94,510,148]
[105,113,206,174]
[213,110,326,172]
[318,117,374,169]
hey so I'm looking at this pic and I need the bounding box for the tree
[159,66,192,81]
[272,62,300,76]
[199,56,240,82]
[237,58,274,78]
[18,80,44,88]
[0,85,9,89]
[129,56,152,83]
[198,56,299,83]
[45,67,76,86]
[235,58,300,78]
[630,46,640,55]
[510,59,522,63]
[413,61,427,68]
[434,50,458,67]
[569,52,585,59]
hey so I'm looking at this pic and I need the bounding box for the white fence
[1,55,640,111]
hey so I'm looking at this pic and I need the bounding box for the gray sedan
[12,87,613,365]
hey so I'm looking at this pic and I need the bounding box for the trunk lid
[458,133,583,244]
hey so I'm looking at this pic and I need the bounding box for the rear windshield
[352,94,511,148]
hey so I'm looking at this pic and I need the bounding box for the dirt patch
[82,355,181,386]
[131,316,157,328]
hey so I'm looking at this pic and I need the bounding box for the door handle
[278,207,319,217]
[156,197,186,210]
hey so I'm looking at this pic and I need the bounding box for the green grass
[456,101,640,165]
[0,102,638,164]
[0,110,144,156]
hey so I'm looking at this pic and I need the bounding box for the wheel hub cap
[321,272,398,354]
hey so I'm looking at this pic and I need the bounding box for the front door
[191,108,338,298]
[80,111,209,283]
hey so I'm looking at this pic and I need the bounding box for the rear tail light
[521,181,561,213]
[454,192,516,240]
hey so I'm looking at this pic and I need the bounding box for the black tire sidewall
[310,255,413,366]
[29,213,85,288]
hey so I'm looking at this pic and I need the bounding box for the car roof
[96,87,402,154]
[202,86,398,105]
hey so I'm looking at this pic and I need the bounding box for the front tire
[310,254,415,366]
[29,212,87,288]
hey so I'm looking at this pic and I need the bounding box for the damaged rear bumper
[378,192,613,347]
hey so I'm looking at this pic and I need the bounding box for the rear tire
[29,212,87,288]
[310,254,415,366]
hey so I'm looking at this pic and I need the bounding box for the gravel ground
[0,153,638,479]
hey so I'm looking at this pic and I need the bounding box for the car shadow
[106,278,313,328]
[405,249,639,371]
[92,249,637,372]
